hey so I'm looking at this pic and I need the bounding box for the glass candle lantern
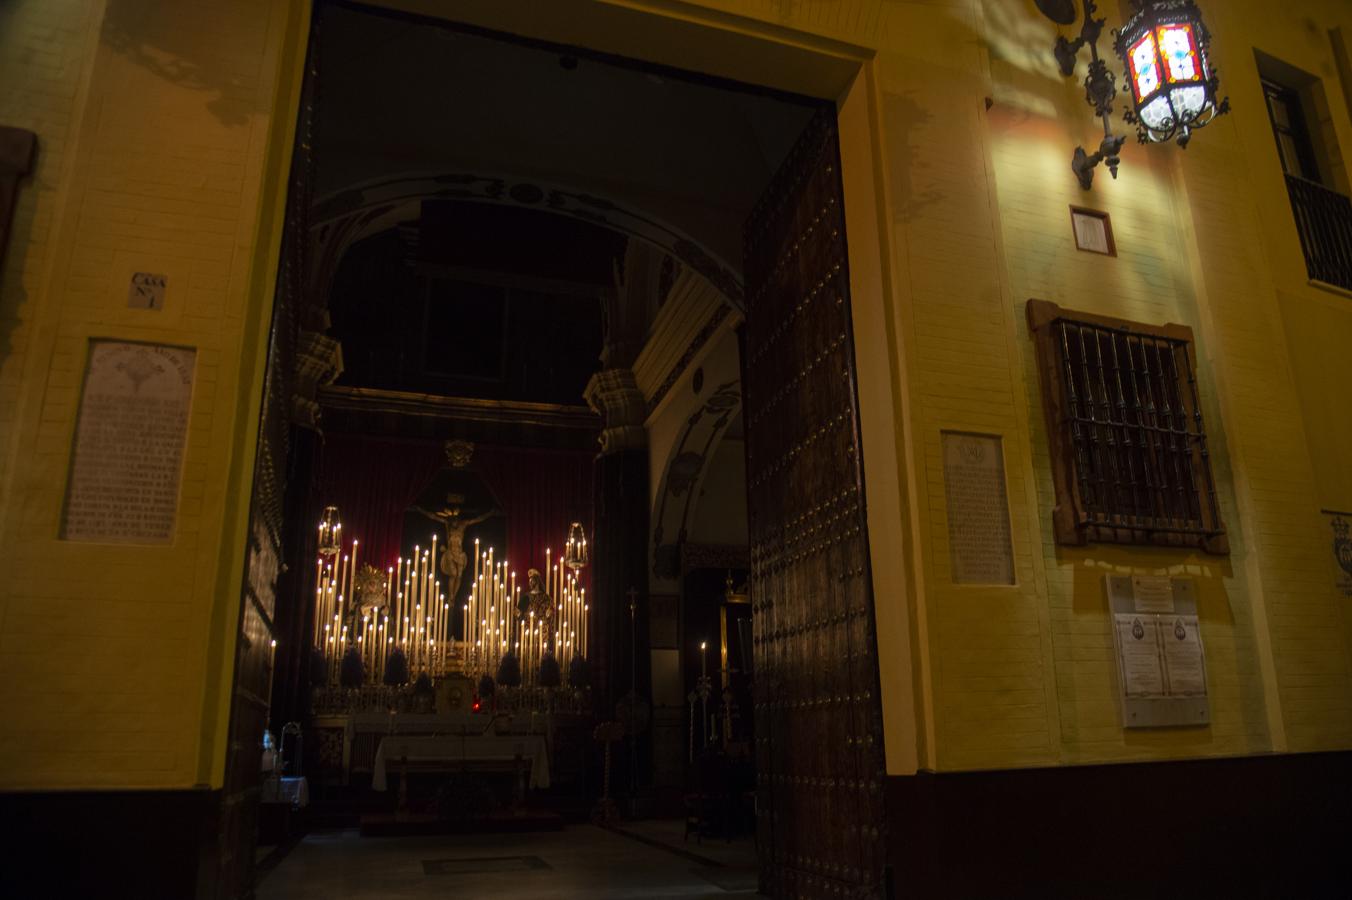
[564,521,589,572]
[318,505,342,558]
[1115,0,1229,146]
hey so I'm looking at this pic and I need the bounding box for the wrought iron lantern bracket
[1052,0,1127,190]
[1041,0,1229,188]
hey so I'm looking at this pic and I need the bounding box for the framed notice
[1106,575,1210,728]
[61,340,196,544]
[942,432,1015,585]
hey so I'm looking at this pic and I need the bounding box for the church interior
[251,2,818,890]
[4,0,1352,898]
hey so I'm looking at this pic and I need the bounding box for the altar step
[358,809,565,837]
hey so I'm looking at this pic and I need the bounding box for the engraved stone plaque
[62,340,196,544]
[942,432,1015,585]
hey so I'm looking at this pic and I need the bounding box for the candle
[701,641,708,678]
[350,539,359,600]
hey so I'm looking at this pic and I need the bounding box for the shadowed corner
[0,127,38,376]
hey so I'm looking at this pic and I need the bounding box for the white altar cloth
[371,734,550,791]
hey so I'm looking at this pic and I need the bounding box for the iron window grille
[1027,300,1228,554]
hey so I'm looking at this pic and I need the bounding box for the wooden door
[742,109,888,899]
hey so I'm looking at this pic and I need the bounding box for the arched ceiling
[316,3,819,269]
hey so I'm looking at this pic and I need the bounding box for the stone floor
[257,820,760,899]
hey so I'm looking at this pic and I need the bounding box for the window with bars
[1027,300,1228,555]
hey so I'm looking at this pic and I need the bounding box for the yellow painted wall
[655,0,1352,769]
[0,0,306,790]
[3,0,1349,793]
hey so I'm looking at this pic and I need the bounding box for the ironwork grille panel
[1053,317,1220,538]
[1285,174,1352,293]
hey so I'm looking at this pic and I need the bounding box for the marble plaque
[1131,575,1176,613]
[62,341,196,544]
[1105,575,1210,727]
[942,432,1015,585]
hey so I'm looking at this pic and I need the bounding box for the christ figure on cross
[412,493,501,600]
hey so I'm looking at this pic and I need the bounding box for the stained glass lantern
[318,505,342,558]
[1115,0,1229,146]
[563,522,589,572]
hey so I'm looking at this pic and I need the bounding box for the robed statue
[519,568,553,624]
[413,493,501,601]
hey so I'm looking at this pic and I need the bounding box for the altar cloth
[371,734,550,791]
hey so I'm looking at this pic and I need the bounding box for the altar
[312,710,559,784]
[371,733,551,791]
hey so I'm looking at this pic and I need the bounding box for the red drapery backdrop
[474,445,594,594]
[315,435,448,572]
[315,435,595,594]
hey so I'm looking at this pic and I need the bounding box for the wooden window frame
[1261,78,1323,185]
[1027,299,1229,555]
[1069,206,1116,257]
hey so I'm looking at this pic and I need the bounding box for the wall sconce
[1037,0,1229,189]
[1114,0,1230,147]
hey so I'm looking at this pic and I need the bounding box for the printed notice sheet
[1115,615,1166,697]
[1113,613,1208,699]
[1162,616,1207,696]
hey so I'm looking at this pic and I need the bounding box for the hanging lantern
[1114,0,1229,147]
[564,522,589,572]
[318,505,342,558]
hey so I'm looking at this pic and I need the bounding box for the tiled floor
[257,821,759,899]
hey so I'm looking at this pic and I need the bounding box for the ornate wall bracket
[1044,0,1128,190]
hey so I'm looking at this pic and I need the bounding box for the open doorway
[234,3,889,897]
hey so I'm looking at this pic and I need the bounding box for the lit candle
[350,539,360,603]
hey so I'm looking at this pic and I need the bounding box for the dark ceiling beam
[318,384,602,450]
